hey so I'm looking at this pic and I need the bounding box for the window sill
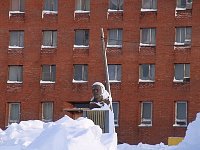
[7,81,23,84]
[9,11,25,17]
[41,46,57,49]
[109,80,121,83]
[140,43,156,47]
[73,45,89,48]
[107,9,123,12]
[40,81,55,84]
[141,8,157,12]
[173,124,187,127]
[8,46,24,49]
[173,80,184,83]
[74,10,90,13]
[176,8,187,11]
[107,45,122,48]
[42,10,58,18]
[138,124,152,127]
[72,80,88,83]
[139,79,155,83]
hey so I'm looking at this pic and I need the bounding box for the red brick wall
[0,0,200,144]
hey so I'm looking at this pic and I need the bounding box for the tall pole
[101,28,113,111]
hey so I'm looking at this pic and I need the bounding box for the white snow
[0,112,200,150]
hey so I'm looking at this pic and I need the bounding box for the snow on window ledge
[173,79,184,83]
[73,45,89,48]
[9,11,25,18]
[72,79,88,83]
[138,124,152,127]
[7,81,22,84]
[139,79,155,83]
[107,45,122,48]
[173,124,187,127]
[40,80,55,84]
[140,43,156,47]
[74,10,90,14]
[42,10,58,18]
[109,80,121,83]
[8,46,24,49]
[41,45,57,49]
[176,7,187,11]
[107,9,123,13]
[141,8,157,12]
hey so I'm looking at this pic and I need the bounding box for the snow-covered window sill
[41,45,57,49]
[141,8,157,12]
[108,9,123,12]
[7,81,22,84]
[173,79,184,83]
[74,10,90,13]
[42,10,58,18]
[72,80,88,83]
[140,43,156,47]
[9,46,24,49]
[109,80,121,83]
[138,124,152,127]
[173,124,187,127]
[107,45,122,48]
[73,45,89,48]
[9,11,25,17]
[176,7,187,11]
[139,79,155,83]
[40,81,55,84]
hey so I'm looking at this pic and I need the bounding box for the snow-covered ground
[0,113,200,150]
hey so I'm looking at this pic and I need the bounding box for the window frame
[107,29,123,48]
[108,64,122,82]
[75,0,90,12]
[176,0,192,10]
[139,64,155,82]
[10,0,25,12]
[41,65,56,83]
[140,28,156,46]
[141,0,157,11]
[42,30,57,48]
[74,29,89,48]
[8,102,20,125]
[8,65,23,83]
[9,31,24,48]
[174,63,190,82]
[73,64,88,82]
[108,0,124,11]
[175,27,192,46]
[139,101,152,126]
[174,101,187,127]
[42,102,54,122]
[43,0,58,11]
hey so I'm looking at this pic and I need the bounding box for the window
[174,64,190,82]
[108,64,121,82]
[8,65,23,83]
[74,30,89,47]
[9,31,24,48]
[174,101,187,126]
[42,102,53,122]
[41,65,56,82]
[8,103,20,124]
[142,0,157,10]
[10,0,25,12]
[140,28,156,46]
[112,102,119,126]
[44,0,58,11]
[140,102,152,126]
[109,0,124,10]
[107,29,123,47]
[73,64,88,82]
[42,30,57,48]
[139,64,155,82]
[75,0,90,11]
[176,0,192,9]
[175,27,192,46]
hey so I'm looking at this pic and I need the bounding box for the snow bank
[0,115,117,150]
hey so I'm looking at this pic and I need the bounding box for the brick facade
[0,0,200,144]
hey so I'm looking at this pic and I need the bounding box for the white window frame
[8,103,20,125]
[73,64,88,83]
[42,102,53,122]
[10,0,25,12]
[139,64,155,82]
[176,0,192,10]
[41,65,56,83]
[174,64,190,82]
[175,27,192,46]
[42,30,57,48]
[75,0,90,13]
[7,65,23,83]
[107,29,123,48]
[112,102,119,126]
[139,102,152,126]
[174,101,187,127]
[9,31,24,49]
[108,64,121,82]
[141,0,157,12]
[108,0,124,11]
[140,28,156,46]
[74,29,89,48]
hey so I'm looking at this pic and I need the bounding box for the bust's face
[92,85,102,99]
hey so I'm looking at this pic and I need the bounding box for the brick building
[0,0,199,144]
